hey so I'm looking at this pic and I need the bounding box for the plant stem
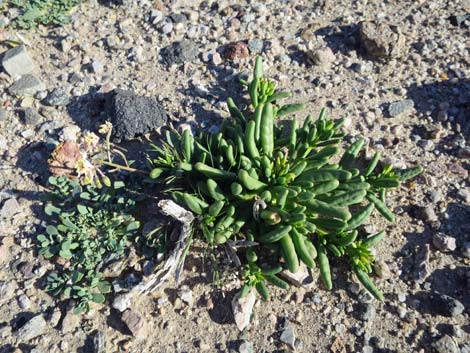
[100,160,148,174]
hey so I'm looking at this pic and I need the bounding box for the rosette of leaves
[38,176,140,314]
[149,57,422,301]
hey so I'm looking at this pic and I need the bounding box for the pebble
[432,233,457,252]
[2,45,36,77]
[223,41,249,60]
[462,242,470,259]
[238,340,254,353]
[307,47,335,68]
[0,109,7,121]
[417,205,438,222]
[360,303,376,321]
[247,39,264,54]
[16,314,48,341]
[92,60,104,74]
[280,324,296,349]
[432,335,459,353]
[232,289,256,331]
[388,99,415,117]
[18,294,32,310]
[21,107,42,125]
[160,40,199,66]
[0,198,21,218]
[43,88,71,106]
[280,263,309,287]
[93,331,107,353]
[8,74,46,97]
[122,309,147,338]
[177,286,193,306]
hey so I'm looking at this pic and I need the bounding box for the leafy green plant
[6,0,83,29]
[149,57,422,301]
[38,176,140,314]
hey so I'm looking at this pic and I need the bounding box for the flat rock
[0,198,21,218]
[160,40,199,66]
[16,314,47,341]
[122,309,147,338]
[359,20,405,59]
[388,99,415,117]
[8,74,46,97]
[105,89,168,142]
[307,47,335,68]
[21,107,42,125]
[2,45,36,77]
[232,289,256,331]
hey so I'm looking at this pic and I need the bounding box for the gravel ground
[0,0,469,352]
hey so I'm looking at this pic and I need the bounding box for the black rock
[427,292,465,317]
[160,40,199,66]
[43,88,70,106]
[105,89,168,142]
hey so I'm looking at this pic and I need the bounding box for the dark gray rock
[21,107,42,125]
[388,99,415,117]
[43,88,70,106]
[2,45,35,77]
[359,20,405,59]
[8,75,46,97]
[427,292,465,317]
[160,40,199,66]
[105,89,168,142]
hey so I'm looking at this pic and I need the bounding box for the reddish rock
[122,309,147,338]
[223,41,249,60]
[48,140,82,178]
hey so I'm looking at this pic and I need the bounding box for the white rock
[280,263,309,287]
[232,289,256,331]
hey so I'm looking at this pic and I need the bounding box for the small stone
[280,324,296,349]
[414,244,431,284]
[0,109,7,121]
[432,335,459,353]
[247,39,264,54]
[1,198,21,218]
[232,289,256,331]
[362,345,374,353]
[160,40,199,66]
[360,303,376,321]
[122,309,147,338]
[60,125,81,141]
[417,205,438,222]
[456,189,470,203]
[397,293,407,303]
[43,88,70,106]
[21,107,42,125]
[16,314,47,341]
[93,331,107,353]
[307,47,335,68]
[177,287,193,306]
[18,295,32,310]
[20,129,35,139]
[2,45,36,77]
[223,41,249,60]
[0,281,17,304]
[359,20,405,59]
[8,74,46,97]
[212,52,222,65]
[92,60,103,74]
[280,263,309,287]
[358,291,373,303]
[350,61,373,75]
[373,260,391,279]
[112,293,132,312]
[170,13,186,24]
[387,99,414,117]
[432,233,457,252]
[349,283,361,294]
[238,340,254,353]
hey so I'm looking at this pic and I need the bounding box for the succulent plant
[148,57,422,300]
